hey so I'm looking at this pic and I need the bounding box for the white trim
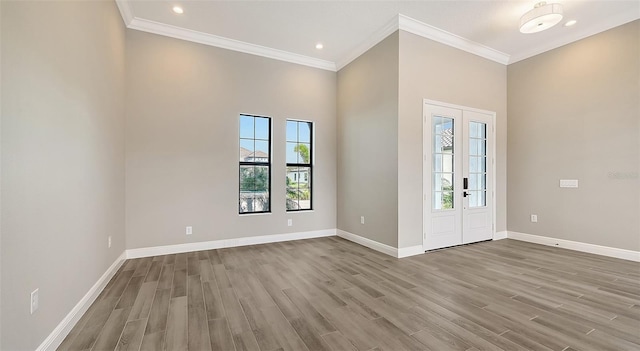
[337,14,511,71]
[336,230,426,258]
[397,245,425,258]
[336,229,398,258]
[114,0,133,26]
[507,231,640,262]
[492,117,497,245]
[36,252,127,351]
[336,15,399,71]
[422,99,497,116]
[493,231,508,240]
[126,17,336,72]
[398,14,510,65]
[116,5,511,73]
[126,229,336,259]
[508,13,640,64]
[113,4,637,71]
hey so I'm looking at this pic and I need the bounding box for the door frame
[422,99,497,251]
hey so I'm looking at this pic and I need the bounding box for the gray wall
[125,30,336,249]
[0,1,126,350]
[398,31,508,248]
[507,20,640,251]
[336,32,399,248]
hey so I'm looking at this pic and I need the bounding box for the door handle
[463,191,470,197]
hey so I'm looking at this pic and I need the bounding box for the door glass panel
[434,191,453,210]
[470,122,478,139]
[478,174,486,189]
[434,173,453,192]
[433,116,454,210]
[469,139,478,155]
[443,154,453,172]
[479,140,486,156]
[433,119,453,154]
[469,191,478,207]
[433,154,453,172]
[468,191,487,208]
[469,139,487,156]
[433,154,442,172]
[468,122,487,208]
[470,156,486,173]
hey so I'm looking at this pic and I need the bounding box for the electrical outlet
[108,236,112,248]
[559,179,579,188]
[186,226,193,235]
[531,214,538,223]
[287,219,292,227]
[30,289,39,314]
[360,216,365,225]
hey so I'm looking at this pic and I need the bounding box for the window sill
[239,212,272,217]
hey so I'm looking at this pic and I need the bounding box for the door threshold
[424,239,493,253]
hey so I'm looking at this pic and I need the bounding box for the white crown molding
[36,252,127,351]
[398,14,511,65]
[126,17,337,71]
[114,2,637,70]
[334,13,515,70]
[508,12,640,64]
[126,229,336,259]
[114,0,133,26]
[335,15,400,71]
[117,0,337,71]
[115,3,513,73]
[507,231,640,262]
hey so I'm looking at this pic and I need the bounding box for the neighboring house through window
[286,120,312,211]
[239,114,271,214]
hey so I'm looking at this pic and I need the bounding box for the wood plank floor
[58,238,640,351]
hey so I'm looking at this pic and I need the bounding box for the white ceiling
[118,0,640,69]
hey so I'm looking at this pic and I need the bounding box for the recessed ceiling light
[315,43,324,50]
[172,6,184,14]
[565,20,577,27]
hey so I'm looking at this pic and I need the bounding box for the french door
[423,101,495,251]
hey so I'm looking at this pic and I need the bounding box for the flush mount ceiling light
[315,43,324,49]
[172,6,184,14]
[519,2,563,34]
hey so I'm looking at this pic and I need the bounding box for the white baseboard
[37,251,127,351]
[493,231,508,240]
[336,229,397,257]
[336,229,424,258]
[397,245,426,258]
[507,231,640,262]
[126,229,336,259]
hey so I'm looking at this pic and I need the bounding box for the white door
[423,101,494,251]
[461,110,494,244]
